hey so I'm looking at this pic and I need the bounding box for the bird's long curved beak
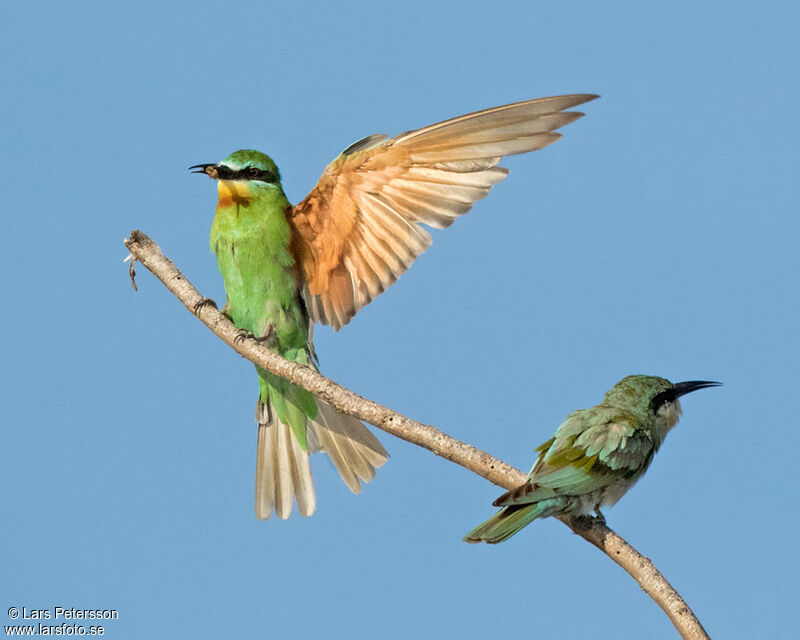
[189,163,219,179]
[673,380,722,398]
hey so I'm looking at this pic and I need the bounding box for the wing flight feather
[290,94,598,330]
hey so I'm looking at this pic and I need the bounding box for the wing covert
[493,408,655,508]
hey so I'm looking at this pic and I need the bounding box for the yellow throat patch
[217,180,254,208]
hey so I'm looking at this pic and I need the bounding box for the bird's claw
[593,509,607,526]
[193,297,218,315]
[572,514,594,529]
[234,329,255,344]
[234,325,275,346]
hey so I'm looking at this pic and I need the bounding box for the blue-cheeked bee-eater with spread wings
[191,94,598,520]
[464,375,720,543]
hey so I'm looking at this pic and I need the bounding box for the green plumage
[464,375,720,543]
[209,151,316,449]
[200,149,388,520]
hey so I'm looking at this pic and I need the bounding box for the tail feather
[273,419,293,518]
[254,403,316,520]
[254,423,275,518]
[463,498,565,544]
[288,432,315,517]
[254,396,387,519]
[307,400,389,493]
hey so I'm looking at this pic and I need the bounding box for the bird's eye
[247,167,261,178]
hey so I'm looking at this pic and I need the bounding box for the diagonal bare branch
[123,229,710,640]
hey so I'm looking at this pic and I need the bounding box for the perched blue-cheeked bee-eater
[464,375,720,543]
[191,94,598,520]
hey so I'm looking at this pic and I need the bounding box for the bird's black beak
[673,380,722,398]
[189,163,219,179]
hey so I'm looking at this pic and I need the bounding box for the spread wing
[290,94,598,330]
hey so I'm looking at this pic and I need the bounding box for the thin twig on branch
[123,229,710,640]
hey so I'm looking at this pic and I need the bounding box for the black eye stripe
[216,165,236,180]
[650,389,677,413]
[218,165,278,183]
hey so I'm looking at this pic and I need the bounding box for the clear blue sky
[3,2,798,638]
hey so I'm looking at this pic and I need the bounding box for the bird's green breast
[209,182,308,353]
[209,179,317,445]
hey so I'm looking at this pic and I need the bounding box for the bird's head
[605,375,721,431]
[190,149,282,207]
